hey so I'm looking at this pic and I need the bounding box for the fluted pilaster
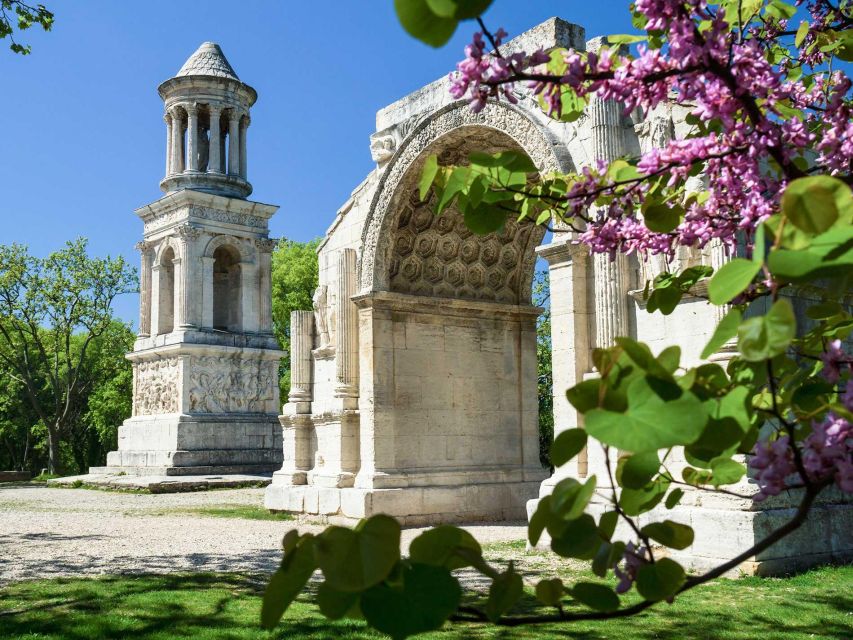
[136,241,154,337]
[589,95,631,349]
[289,310,314,405]
[256,238,276,333]
[186,104,199,172]
[170,107,184,174]
[335,248,359,397]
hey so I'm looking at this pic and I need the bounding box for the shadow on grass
[2,570,852,640]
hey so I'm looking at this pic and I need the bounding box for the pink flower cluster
[749,435,796,502]
[447,0,851,262]
[448,30,548,113]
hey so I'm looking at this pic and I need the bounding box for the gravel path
[0,484,530,585]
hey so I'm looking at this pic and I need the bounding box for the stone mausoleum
[94,42,284,476]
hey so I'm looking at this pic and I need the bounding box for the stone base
[526,487,853,577]
[100,414,282,475]
[264,478,542,526]
[49,472,272,493]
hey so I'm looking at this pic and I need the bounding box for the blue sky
[1,1,635,325]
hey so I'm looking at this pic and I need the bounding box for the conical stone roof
[176,42,239,80]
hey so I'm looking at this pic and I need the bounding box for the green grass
[145,504,293,521]
[30,472,61,482]
[0,566,850,640]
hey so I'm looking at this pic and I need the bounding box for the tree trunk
[47,426,60,475]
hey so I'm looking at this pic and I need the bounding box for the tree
[0,238,136,473]
[533,269,553,469]
[271,238,320,397]
[261,1,852,637]
[0,1,53,55]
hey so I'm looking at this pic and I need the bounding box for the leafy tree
[271,238,320,397]
[0,238,136,473]
[262,1,853,637]
[0,1,53,55]
[533,269,553,469]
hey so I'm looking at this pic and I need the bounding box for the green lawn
[144,504,294,521]
[0,566,850,640]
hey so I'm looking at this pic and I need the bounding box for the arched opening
[213,245,242,331]
[369,124,547,483]
[158,247,175,334]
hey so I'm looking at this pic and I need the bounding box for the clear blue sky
[0,1,635,325]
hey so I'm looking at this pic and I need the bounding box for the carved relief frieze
[188,355,277,414]
[134,357,180,415]
[188,205,267,229]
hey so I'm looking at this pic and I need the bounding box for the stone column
[163,114,173,177]
[239,114,249,179]
[201,256,215,328]
[289,310,314,408]
[335,248,359,401]
[208,106,222,173]
[136,241,154,337]
[589,95,631,348]
[708,239,738,365]
[186,104,199,172]
[228,110,240,176]
[256,238,276,334]
[170,107,184,174]
[176,225,200,328]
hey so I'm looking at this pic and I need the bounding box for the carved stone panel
[134,357,180,415]
[188,355,277,414]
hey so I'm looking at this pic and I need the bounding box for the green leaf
[620,477,670,516]
[641,520,694,550]
[361,563,461,639]
[782,176,848,235]
[551,475,597,521]
[737,298,796,362]
[551,514,601,559]
[464,204,506,235]
[551,429,588,467]
[419,155,439,201]
[598,511,619,540]
[425,0,492,19]
[571,582,620,612]
[409,525,482,570]
[710,457,746,485]
[701,308,742,359]
[606,33,648,44]
[643,203,683,233]
[567,379,602,413]
[708,259,760,305]
[768,225,853,281]
[795,21,809,48]
[486,569,524,622]
[394,0,458,47]
[528,495,551,546]
[636,558,686,602]
[437,167,468,214]
[317,582,360,620]
[314,515,401,592]
[618,451,661,490]
[535,578,564,606]
[585,377,706,453]
[665,488,684,509]
[261,536,317,629]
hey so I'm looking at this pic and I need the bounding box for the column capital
[168,105,185,119]
[240,114,251,130]
[176,224,203,242]
[228,108,241,122]
[208,104,222,116]
[163,112,172,124]
[185,103,199,116]
[255,237,277,253]
[135,240,155,253]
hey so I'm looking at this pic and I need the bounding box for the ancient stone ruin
[95,42,284,476]
[90,23,849,575]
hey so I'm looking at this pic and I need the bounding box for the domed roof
[176,42,239,80]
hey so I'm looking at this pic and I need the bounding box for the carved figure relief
[312,285,336,351]
[188,355,277,414]
[134,358,180,415]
